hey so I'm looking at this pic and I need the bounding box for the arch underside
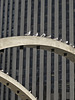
[0,36,75,63]
[0,71,36,100]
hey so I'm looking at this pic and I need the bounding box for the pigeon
[54,37,58,40]
[25,31,31,36]
[29,91,31,93]
[6,72,9,75]
[66,41,68,44]
[33,33,38,36]
[60,39,62,42]
[47,35,51,38]
[1,70,3,72]
[73,45,75,48]
[41,33,46,37]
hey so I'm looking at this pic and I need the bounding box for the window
[17,0,21,36]
[1,0,5,38]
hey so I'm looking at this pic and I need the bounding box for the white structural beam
[0,71,36,100]
[0,36,75,62]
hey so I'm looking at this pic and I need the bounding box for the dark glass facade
[0,0,75,100]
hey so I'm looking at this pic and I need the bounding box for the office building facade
[0,0,75,100]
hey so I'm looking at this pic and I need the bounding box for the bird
[60,39,62,42]
[54,37,58,40]
[25,31,31,36]
[33,32,38,36]
[29,91,31,93]
[47,35,51,38]
[6,72,9,75]
[1,70,3,72]
[73,45,75,48]
[41,33,46,37]
[66,41,68,44]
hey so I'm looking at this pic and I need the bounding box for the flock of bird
[1,70,8,74]
[0,31,75,74]
[25,31,47,37]
[25,31,75,48]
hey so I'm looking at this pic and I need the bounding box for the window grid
[44,0,48,34]
[66,0,70,94]
[16,47,20,81]
[11,0,15,36]
[29,48,33,91]
[22,48,26,86]
[36,50,40,99]
[58,1,62,99]
[6,0,10,37]
[17,0,21,36]
[1,0,5,38]
[51,0,55,94]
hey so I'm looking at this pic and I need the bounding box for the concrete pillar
[69,0,74,100]
[25,48,30,90]
[46,52,51,100]
[25,0,31,90]
[4,0,8,37]
[39,50,44,100]
[33,0,38,34]
[32,48,37,96]
[18,49,23,100]
[39,0,45,100]
[32,0,38,97]
[62,0,66,100]
[46,0,52,99]
[47,0,52,36]
[54,0,59,100]
[20,0,25,36]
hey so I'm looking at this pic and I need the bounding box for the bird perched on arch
[54,37,58,40]
[41,33,46,37]
[1,70,4,72]
[47,35,51,38]
[66,41,68,44]
[60,39,62,42]
[25,31,31,36]
[6,72,9,75]
[33,32,38,36]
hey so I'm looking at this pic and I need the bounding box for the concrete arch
[0,71,36,100]
[0,36,75,62]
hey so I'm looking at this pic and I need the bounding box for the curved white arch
[0,71,36,100]
[0,36,75,62]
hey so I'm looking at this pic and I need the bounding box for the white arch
[0,36,75,62]
[0,71,36,100]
